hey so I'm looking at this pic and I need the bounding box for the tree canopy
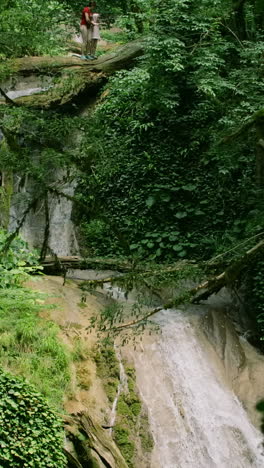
[75,0,264,262]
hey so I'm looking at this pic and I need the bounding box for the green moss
[105,379,119,402]
[112,364,143,466]
[93,345,153,464]
[93,339,120,403]
[114,426,135,466]
[117,396,130,416]
[139,413,154,453]
[131,401,141,417]
[16,72,88,109]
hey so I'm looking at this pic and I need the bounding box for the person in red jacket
[80,4,93,59]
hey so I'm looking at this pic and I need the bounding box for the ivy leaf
[145,196,155,208]
[175,211,187,219]
[173,244,183,251]
[129,244,138,250]
[182,184,197,191]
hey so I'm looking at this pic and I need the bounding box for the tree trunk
[108,239,264,331]
[0,40,144,109]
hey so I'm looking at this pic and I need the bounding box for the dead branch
[207,231,264,264]
[0,196,40,254]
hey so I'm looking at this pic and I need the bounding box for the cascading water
[128,309,263,468]
[6,87,50,100]
[109,346,128,434]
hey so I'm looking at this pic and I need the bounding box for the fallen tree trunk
[41,255,140,273]
[41,256,196,277]
[108,239,264,331]
[79,260,197,288]
[0,40,144,109]
[3,40,144,75]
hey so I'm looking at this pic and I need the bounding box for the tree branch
[0,196,41,254]
[0,87,19,107]
[108,239,264,331]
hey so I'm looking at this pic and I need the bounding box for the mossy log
[41,256,196,277]
[64,412,128,468]
[0,40,144,109]
[41,255,138,273]
[5,40,144,74]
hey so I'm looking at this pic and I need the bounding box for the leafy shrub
[0,230,40,288]
[0,0,72,58]
[0,368,66,467]
[80,219,124,257]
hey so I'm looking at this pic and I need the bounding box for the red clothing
[81,7,91,26]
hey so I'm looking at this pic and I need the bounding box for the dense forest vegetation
[0,0,264,465]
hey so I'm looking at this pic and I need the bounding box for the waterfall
[109,346,128,434]
[129,309,263,468]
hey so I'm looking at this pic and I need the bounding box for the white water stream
[129,309,264,468]
[109,346,128,434]
[6,87,50,99]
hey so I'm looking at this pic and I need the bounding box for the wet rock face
[1,74,54,102]
[9,168,79,256]
[199,306,264,428]
[200,308,246,381]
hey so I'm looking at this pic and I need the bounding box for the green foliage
[0,287,71,408]
[0,0,72,58]
[63,0,151,33]
[0,107,76,216]
[76,0,264,261]
[100,29,132,44]
[256,399,264,433]
[0,368,66,467]
[0,230,40,288]
[80,219,125,257]
[0,231,71,408]
[254,262,264,318]
[247,257,264,344]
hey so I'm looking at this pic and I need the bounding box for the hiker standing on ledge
[80,3,93,59]
[91,8,100,59]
